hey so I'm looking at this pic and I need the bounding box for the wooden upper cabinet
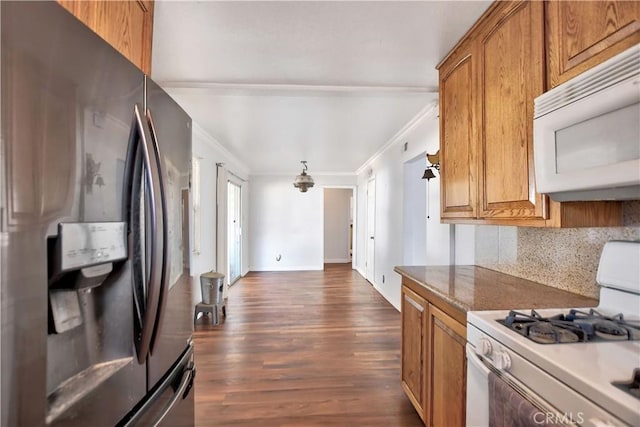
[546,0,640,88]
[439,45,477,220]
[437,0,623,227]
[56,1,154,74]
[477,1,547,220]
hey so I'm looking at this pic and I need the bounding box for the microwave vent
[535,45,640,118]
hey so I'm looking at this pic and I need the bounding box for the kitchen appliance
[533,43,640,202]
[466,241,640,427]
[1,2,194,426]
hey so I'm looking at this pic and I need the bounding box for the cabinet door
[56,1,154,74]
[439,46,478,219]
[57,0,95,25]
[401,287,428,421]
[477,0,547,220]
[546,0,640,88]
[426,305,467,427]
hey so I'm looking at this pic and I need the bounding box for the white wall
[248,174,356,271]
[190,123,250,304]
[191,105,477,311]
[355,108,436,309]
[354,104,474,310]
[425,159,455,266]
[324,188,352,263]
[402,156,427,265]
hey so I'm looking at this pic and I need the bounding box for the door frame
[365,177,376,284]
[226,177,242,286]
[322,185,357,270]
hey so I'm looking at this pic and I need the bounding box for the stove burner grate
[498,309,640,344]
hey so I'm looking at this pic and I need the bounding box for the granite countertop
[394,265,598,313]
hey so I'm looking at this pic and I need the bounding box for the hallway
[193,264,423,426]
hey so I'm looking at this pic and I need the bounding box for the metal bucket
[200,271,224,304]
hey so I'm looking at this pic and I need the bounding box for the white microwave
[533,44,640,201]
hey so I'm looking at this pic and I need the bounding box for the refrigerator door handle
[124,103,164,364]
[152,364,194,427]
[120,344,195,427]
[145,108,171,355]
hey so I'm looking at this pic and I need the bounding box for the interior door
[366,178,376,284]
[227,181,242,285]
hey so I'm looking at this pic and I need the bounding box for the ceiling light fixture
[293,160,315,193]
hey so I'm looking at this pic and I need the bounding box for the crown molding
[157,81,438,96]
[249,171,357,177]
[355,100,439,176]
[192,122,250,176]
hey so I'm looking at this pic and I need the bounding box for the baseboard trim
[249,265,324,272]
[324,258,351,264]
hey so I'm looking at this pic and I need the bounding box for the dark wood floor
[193,263,423,426]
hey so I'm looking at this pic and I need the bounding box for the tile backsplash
[475,224,640,299]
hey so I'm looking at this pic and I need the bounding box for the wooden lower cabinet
[401,287,428,420]
[401,282,467,427]
[426,305,467,427]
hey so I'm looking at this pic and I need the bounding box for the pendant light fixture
[293,160,315,192]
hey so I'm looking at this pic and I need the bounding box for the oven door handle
[466,344,491,376]
[469,344,570,422]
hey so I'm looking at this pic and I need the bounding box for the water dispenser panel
[58,222,127,271]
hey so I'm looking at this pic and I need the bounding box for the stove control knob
[493,350,511,371]
[477,338,492,357]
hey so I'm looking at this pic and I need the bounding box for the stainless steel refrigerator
[1,2,195,426]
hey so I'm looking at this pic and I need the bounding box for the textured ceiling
[152,1,491,174]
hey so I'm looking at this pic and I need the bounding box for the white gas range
[466,241,640,427]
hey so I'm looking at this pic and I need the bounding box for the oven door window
[489,372,578,426]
